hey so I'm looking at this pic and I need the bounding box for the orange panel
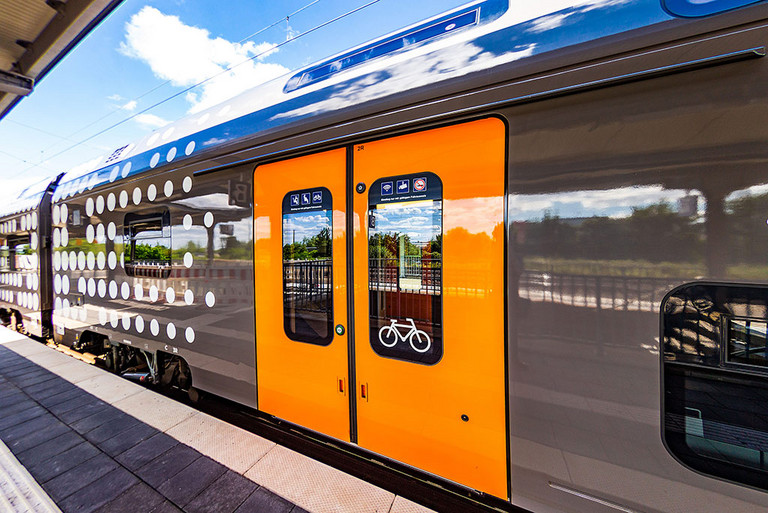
[352,118,508,497]
[254,149,350,441]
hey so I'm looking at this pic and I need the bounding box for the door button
[335,324,345,336]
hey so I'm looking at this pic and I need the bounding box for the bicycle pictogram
[378,318,431,353]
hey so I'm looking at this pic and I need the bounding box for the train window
[282,188,333,345]
[727,318,768,368]
[368,173,442,365]
[1,236,32,272]
[663,0,762,18]
[124,211,171,278]
[662,284,768,492]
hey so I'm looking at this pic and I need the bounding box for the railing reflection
[519,270,681,312]
[283,259,332,313]
[369,257,440,294]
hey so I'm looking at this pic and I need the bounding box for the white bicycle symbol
[378,318,431,353]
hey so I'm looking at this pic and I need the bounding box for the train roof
[50,0,767,202]
[0,174,60,219]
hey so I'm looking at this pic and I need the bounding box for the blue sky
[0,0,467,195]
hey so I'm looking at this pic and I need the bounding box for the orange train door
[254,148,350,441]
[352,118,509,498]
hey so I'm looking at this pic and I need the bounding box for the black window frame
[367,172,443,365]
[123,210,172,278]
[661,283,768,493]
[281,187,334,346]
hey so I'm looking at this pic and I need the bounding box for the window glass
[727,318,768,368]
[124,211,171,277]
[282,188,333,345]
[1,236,32,271]
[663,0,762,18]
[368,173,442,364]
[662,284,768,492]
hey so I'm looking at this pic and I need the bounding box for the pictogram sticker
[413,178,426,192]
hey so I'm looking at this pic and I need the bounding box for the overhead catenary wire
[29,0,381,173]
[48,0,322,147]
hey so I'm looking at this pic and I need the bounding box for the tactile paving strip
[0,438,61,513]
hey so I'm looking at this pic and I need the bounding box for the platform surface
[0,326,434,513]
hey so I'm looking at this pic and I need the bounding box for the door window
[368,173,442,364]
[282,188,334,345]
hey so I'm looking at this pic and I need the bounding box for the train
[2,0,768,511]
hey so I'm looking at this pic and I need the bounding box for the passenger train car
[3,0,768,511]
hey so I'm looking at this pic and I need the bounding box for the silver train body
[2,0,768,511]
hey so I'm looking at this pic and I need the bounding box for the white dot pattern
[120,190,129,208]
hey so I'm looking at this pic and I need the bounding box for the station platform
[0,327,434,513]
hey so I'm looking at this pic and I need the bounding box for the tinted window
[1,235,32,271]
[663,0,762,17]
[282,188,333,345]
[368,173,442,365]
[662,284,768,492]
[124,211,171,278]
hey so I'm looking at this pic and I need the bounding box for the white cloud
[527,12,574,33]
[120,100,137,111]
[107,93,124,101]
[119,6,289,113]
[134,113,170,129]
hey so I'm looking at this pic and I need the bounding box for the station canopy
[0,0,123,120]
